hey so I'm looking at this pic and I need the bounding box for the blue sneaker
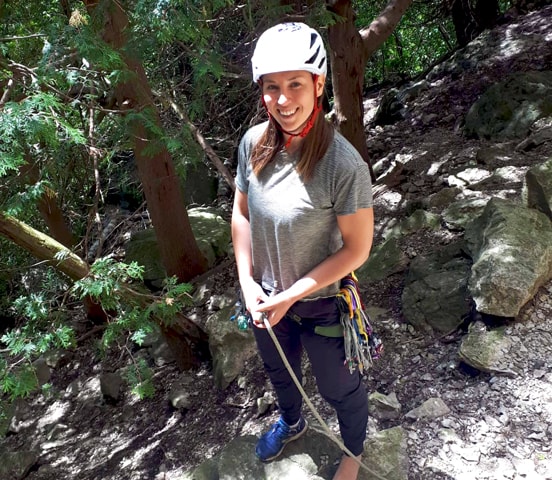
[255,416,308,462]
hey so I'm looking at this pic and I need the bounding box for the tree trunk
[0,212,208,369]
[451,0,476,47]
[82,0,207,283]
[475,0,499,31]
[82,0,209,369]
[327,0,372,180]
[327,0,413,183]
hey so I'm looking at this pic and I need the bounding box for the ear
[315,74,326,98]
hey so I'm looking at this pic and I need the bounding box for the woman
[231,22,374,480]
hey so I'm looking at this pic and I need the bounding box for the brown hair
[250,96,334,181]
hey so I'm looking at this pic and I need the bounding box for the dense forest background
[0,0,548,412]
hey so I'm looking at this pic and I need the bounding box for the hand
[240,278,268,324]
[252,291,295,328]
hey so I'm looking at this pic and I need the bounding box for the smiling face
[261,70,325,136]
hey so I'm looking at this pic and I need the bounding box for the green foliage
[355,0,454,86]
[123,357,155,399]
[0,257,193,406]
[0,361,38,400]
[72,257,193,348]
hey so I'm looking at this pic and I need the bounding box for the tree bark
[327,0,413,183]
[19,160,76,249]
[451,0,476,47]
[0,212,89,280]
[18,158,107,322]
[81,0,209,369]
[82,0,207,283]
[0,211,208,369]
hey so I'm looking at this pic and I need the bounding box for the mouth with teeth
[278,107,299,118]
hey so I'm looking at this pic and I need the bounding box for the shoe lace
[272,419,291,439]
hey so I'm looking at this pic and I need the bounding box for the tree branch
[161,92,236,192]
[359,0,414,60]
[0,212,89,281]
[0,34,47,42]
[0,77,14,107]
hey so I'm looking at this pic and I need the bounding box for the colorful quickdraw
[337,272,383,374]
[230,289,251,331]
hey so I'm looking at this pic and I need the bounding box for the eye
[290,82,302,89]
[264,84,279,92]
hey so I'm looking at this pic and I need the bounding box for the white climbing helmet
[251,22,327,83]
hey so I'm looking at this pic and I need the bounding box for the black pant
[253,296,368,456]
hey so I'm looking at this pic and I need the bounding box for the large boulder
[125,206,231,286]
[464,197,552,317]
[464,71,552,140]
[401,242,472,333]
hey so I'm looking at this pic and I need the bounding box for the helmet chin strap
[259,74,322,150]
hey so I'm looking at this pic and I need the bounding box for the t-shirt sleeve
[235,133,250,194]
[333,147,373,216]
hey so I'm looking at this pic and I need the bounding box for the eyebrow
[263,75,304,83]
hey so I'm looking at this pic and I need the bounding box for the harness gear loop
[337,272,383,375]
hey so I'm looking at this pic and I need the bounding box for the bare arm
[231,188,268,319]
[255,207,374,327]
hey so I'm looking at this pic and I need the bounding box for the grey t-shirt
[236,122,373,299]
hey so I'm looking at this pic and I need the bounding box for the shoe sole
[257,420,308,462]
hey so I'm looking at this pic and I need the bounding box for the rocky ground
[2,6,552,480]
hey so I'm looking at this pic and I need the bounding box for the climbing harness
[337,272,383,374]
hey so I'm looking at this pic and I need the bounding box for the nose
[277,92,289,105]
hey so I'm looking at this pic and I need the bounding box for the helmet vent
[318,57,326,70]
[305,45,320,65]
[310,32,317,48]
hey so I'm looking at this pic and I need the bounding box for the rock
[32,357,51,386]
[0,401,15,437]
[447,167,492,187]
[464,197,552,317]
[185,426,408,480]
[100,372,123,401]
[357,237,409,283]
[125,206,231,285]
[368,391,402,420]
[382,209,441,239]
[442,197,489,230]
[405,397,450,420]
[188,206,232,267]
[428,187,461,209]
[360,427,409,480]
[0,450,39,480]
[150,337,175,366]
[522,157,552,220]
[401,242,472,333]
[256,391,275,416]
[205,306,258,389]
[169,386,192,410]
[464,71,552,140]
[459,322,517,375]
